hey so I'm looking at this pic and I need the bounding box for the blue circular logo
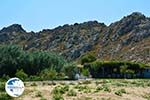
[5,77,25,97]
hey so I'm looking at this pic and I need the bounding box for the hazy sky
[0,0,149,32]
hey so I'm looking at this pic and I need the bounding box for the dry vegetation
[1,79,150,100]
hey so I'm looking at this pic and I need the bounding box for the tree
[63,63,78,79]
[90,60,103,78]
[0,45,23,77]
[19,51,66,76]
[40,68,57,80]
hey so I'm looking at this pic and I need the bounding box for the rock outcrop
[0,12,149,63]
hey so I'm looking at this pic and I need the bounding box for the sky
[0,0,150,32]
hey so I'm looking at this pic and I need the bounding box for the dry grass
[10,79,150,100]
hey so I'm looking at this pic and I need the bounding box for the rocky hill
[0,12,150,64]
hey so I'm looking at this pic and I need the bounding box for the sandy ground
[12,79,150,100]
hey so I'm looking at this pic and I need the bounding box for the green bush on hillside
[80,53,96,65]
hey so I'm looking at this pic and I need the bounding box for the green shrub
[89,60,103,78]
[52,93,64,100]
[94,86,103,92]
[86,60,149,78]
[131,80,145,87]
[63,63,78,79]
[0,83,5,92]
[1,74,10,81]
[0,45,23,77]
[52,85,66,100]
[74,85,91,92]
[67,89,77,96]
[103,86,111,92]
[52,85,69,95]
[81,68,90,77]
[80,53,96,64]
[142,93,150,100]
[102,79,111,84]
[119,89,126,94]
[95,85,111,93]
[83,88,91,93]
[146,81,150,87]
[28,75,41,81]
[40,97,47,100]
[52,86,64,94]
[0,93,13,100]
[0,44,67,79]
[115,91,122,96]
[35,91,42,97]
[115,89,126,96]
[63,85,69,92]
[15,69,28,80]
[40,69,57,80]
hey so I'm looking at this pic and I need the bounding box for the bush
[35,91,42,97]
[102,79,111,84]
[115,91,122,96]
[52,85,69,95]
[20,51,66,76]
[115,89,126,96]
[119,89,126,94]
[40,97,47,100]
[0,45,23,77]
[0,44,67,79]
[81,68,90,77]
[15,69,28,80]
[74,85,91,92]
[52,85,65,100]
[0,82,5,92]
[67,89,77,96]
[95,85,111,93]
[52,93,64,100]
[80,53,96,65]
[143,93,150,100]
[63,85,69,92]
[28,75,41,81]
[95,86,103,92]
[63,63,78,79]
[86,60,149,78]
[40,69,57,80]
[1,74,10,81]
[102,86,111,92]
[89,60,103,78]
[0,93,13,100]
[83,88,91,93]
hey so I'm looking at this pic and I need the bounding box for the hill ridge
[0,12,150,64]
